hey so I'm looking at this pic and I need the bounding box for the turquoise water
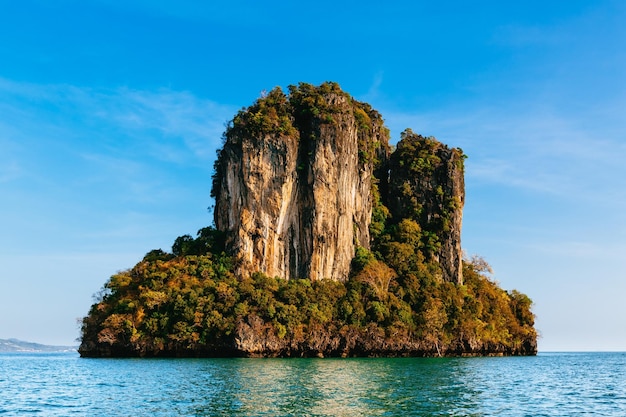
[1,352,625,416]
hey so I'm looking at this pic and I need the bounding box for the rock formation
[387,129,465,284]
[213,82,465,284]
[78,82,537,359]
[212,82,389,282]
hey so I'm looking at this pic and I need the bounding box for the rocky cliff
[212,82,389,282]
[212,82,465,284]
[387,129,465,284]
[78,82,537,358]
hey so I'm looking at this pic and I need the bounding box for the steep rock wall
[387,129,465,284]
[212,83,389,281]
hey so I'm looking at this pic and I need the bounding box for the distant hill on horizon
[0,338,77,353]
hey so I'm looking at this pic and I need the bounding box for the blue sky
[1,0,625,350]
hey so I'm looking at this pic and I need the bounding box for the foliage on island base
[79,228,536,358]
[79,83,536,358]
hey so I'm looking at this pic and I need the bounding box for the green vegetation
[385,129,466,259]
[211,82,387,200]
[226,87,297,140]
[79,82,536,357]
[80,229,536,357]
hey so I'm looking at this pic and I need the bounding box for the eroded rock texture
[213,83,465,284]
[387,130,465,284]
[212,82,389,281]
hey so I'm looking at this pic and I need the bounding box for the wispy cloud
[0,77,237,255]
[360,72,385,103]
[526,239,626,261]
[378,97,626,208]
[0,77,236,196]
[86,87,234,162]
[0,77,235,160]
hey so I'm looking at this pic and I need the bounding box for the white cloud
[360,72,385,103]
[91,87,234,161]
[528,240,626,261]
[0,77,235,161]
[0,77,236,259]
[377,98,626,209]
[0,77,237,198]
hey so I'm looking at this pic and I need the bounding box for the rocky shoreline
[78,82,537,359]
[79,317,537,358]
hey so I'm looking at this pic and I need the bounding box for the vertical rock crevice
[213,84,464,284]
[213,82,389,281]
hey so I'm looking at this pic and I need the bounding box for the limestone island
[79,82,537,358]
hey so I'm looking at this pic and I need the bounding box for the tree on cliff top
[79,82,536,358]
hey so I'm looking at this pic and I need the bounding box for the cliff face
[213,84,466,284]
[387,130,465,284]
[79,83,537,359]
[212,83,389,281]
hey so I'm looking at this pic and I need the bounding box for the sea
[1,352,624,416]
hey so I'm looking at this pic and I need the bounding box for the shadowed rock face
[387,130,465,284]
[213,83,465,284]
[212,82,389,281]
[78,84,536,360]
